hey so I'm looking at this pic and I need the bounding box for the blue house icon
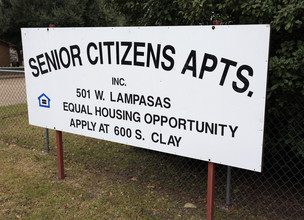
[38,93,51,108]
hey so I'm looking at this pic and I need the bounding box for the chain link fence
[0,68,303,219]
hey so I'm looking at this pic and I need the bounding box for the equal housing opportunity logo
[38,93,51,108]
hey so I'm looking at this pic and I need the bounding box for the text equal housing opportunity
[63,98,238,139]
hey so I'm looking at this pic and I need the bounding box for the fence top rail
[0,69,24,73]
[0,67,24,69]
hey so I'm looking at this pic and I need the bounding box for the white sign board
[21,25,270,172]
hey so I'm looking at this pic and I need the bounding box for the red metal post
[206,21,221,220]
[48,24,64,180]
[207,162,215,220]
[212,20,221,25]
[56,130,64,180]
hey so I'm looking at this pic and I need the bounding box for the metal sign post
[207,161,215,220]
[205,21,221,220]
[47,24,64,180]
[45,128,50,153]
[56,130,64,180]
[226,166,232,206]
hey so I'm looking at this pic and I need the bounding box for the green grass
[0,141,205,219]
[0,104,268,219]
